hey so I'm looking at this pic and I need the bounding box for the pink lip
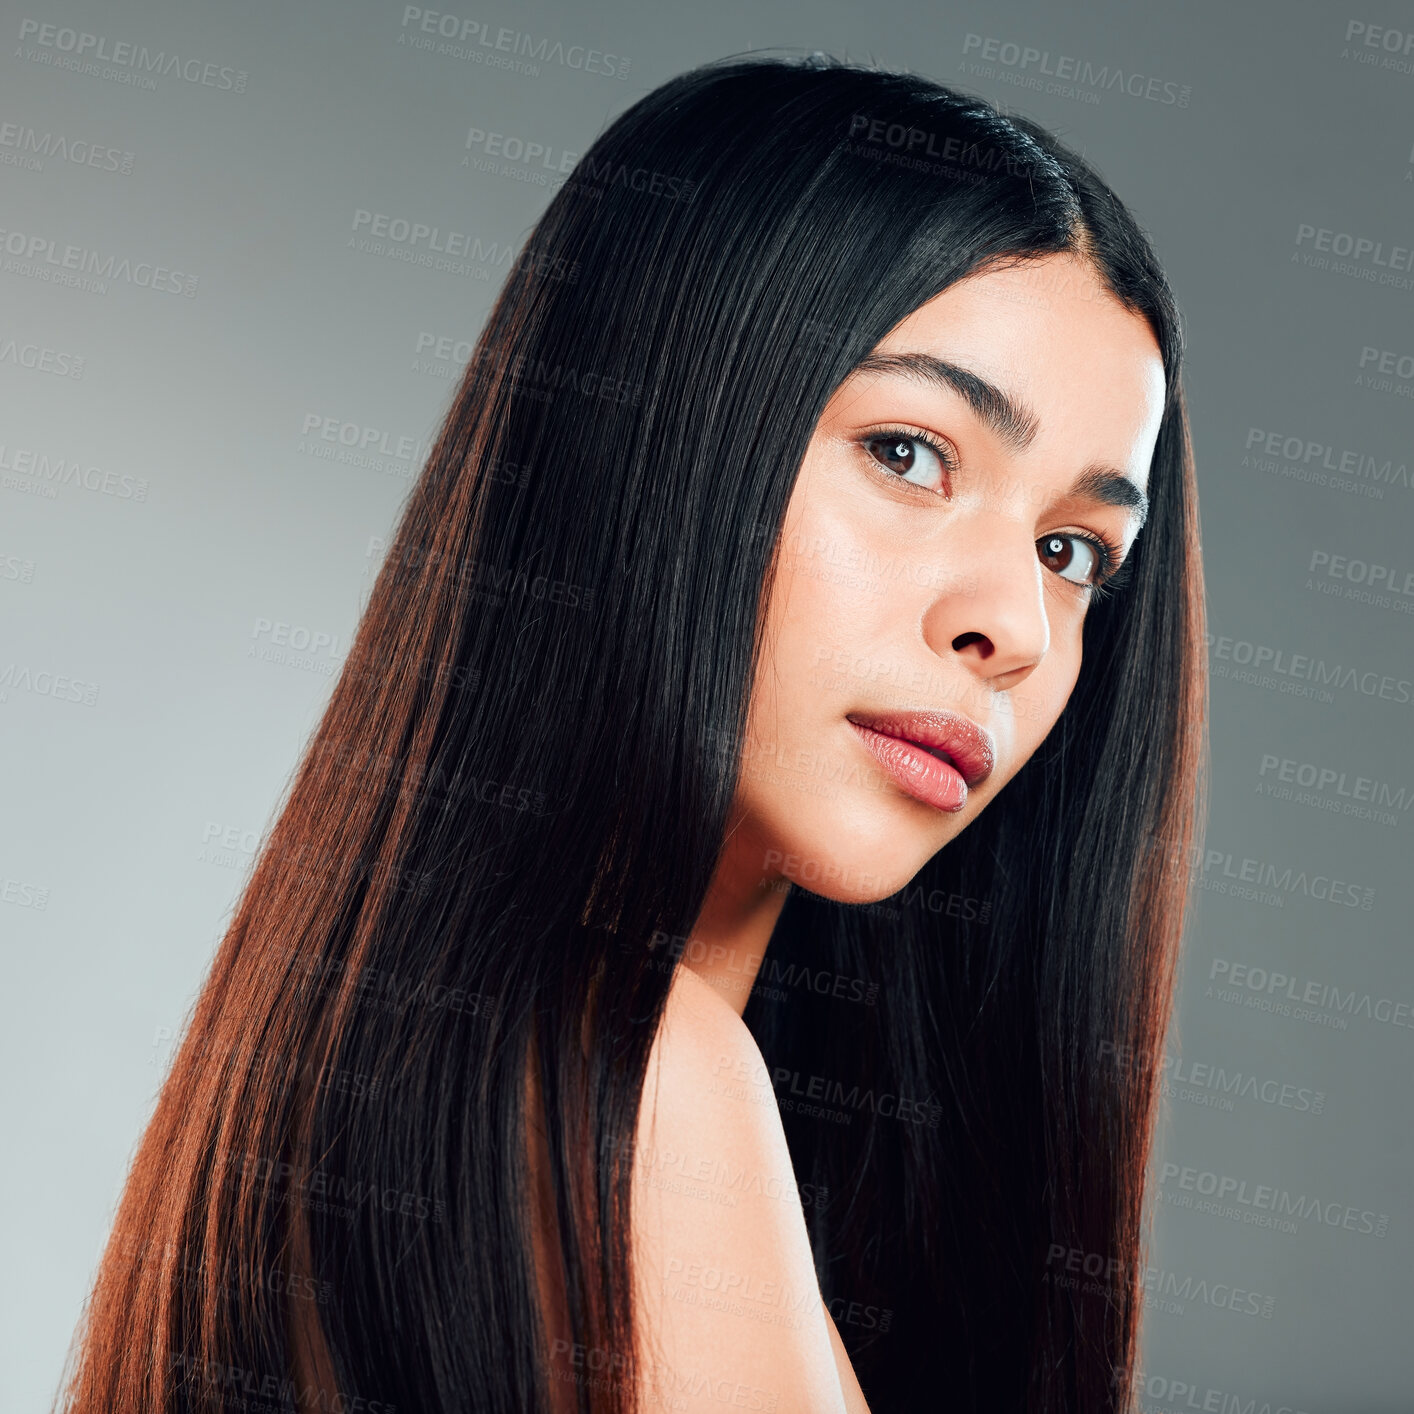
[846,709,996,814]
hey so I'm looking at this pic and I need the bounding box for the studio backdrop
[2,1,1411,1411]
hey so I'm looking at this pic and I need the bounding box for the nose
[919,518,1050,690]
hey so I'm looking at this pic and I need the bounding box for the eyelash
[858,424,1133,599]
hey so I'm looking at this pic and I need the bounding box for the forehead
[872,254,1166,457]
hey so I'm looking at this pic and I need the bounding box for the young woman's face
[727,251,1166,905]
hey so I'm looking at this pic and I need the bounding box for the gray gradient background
[3,0,1411,1409]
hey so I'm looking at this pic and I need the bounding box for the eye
[1037,532,1110,587]
[862,429,955,494]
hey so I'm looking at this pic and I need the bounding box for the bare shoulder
[654,964,766,1073]
[626,966,854,1414]
[645,966,791,1183]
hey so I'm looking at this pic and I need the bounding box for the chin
[760,798,955,906]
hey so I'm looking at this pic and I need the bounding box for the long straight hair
[60,52,1206,1414]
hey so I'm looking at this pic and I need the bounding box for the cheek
[729,497,930,901]
[747,500,895,740]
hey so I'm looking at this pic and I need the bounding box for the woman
[60,52,1206,1414]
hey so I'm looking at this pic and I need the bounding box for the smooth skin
[532,251,1167,1410]
[686,250,1166,1011]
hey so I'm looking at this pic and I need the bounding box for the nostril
[951,631,989,653]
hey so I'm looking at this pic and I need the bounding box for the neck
[679,822,790,1017]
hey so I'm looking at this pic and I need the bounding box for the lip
[846,708,997,814]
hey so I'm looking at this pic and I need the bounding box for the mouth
[845,709,996,814]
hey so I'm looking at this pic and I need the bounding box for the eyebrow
[848,349,1150,528]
